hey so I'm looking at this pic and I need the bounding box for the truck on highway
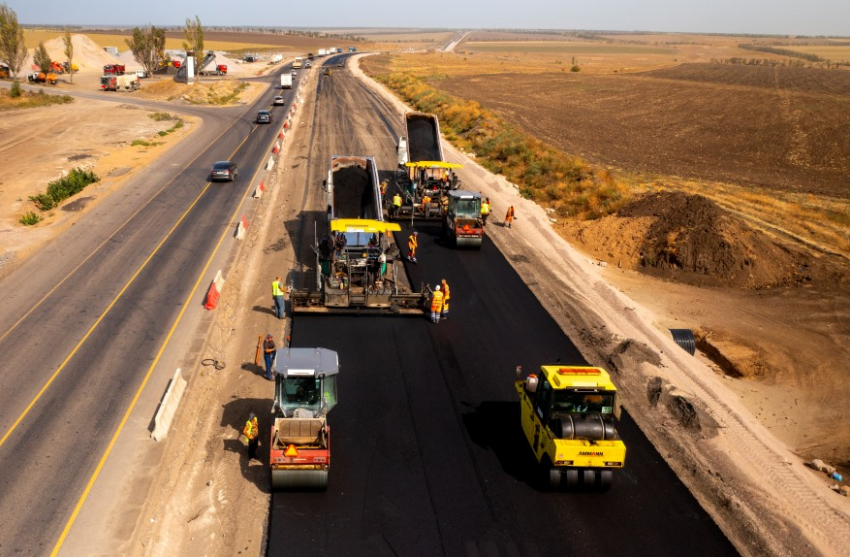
[289,156,427,315]
[318,49,327,56]
[270,347,339,491]
[516,365,626,491]
[293,57,303,70]
[280,73,292,89]
[100,74,139,91]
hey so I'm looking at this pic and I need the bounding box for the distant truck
[28,71,58,85]
[280,73,293,89]
[293,57,303,70]
[318,49,327,56]
[100,74,139,91]
[336,48,343,53]
[348,47,356,52]
[103,64,126,75]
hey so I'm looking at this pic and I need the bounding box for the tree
[33,41,51,73]
[0,3,27,78]
[63,28,73,83]
[182,16,204,71]
[125,25,166,78]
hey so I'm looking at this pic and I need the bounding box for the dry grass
[787,45,850,63]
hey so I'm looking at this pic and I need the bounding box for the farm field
[433,63,850,198]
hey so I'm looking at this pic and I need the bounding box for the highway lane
[0,65,300,555]
[268,62,738,556]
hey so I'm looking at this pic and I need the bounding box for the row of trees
[125,17,203,77]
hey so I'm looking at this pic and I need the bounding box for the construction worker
[243,412,259,461]
[380,180,388,203]
[421,193,431,217]
[272,276,286,319]
[441,170,449,185]
[504,205,515,228]
[430,284,444,323]
[391,192,402,217]
[480,197,491,226]
[440,278,450,320]
[263,333,276,380]
[407,231,418,263]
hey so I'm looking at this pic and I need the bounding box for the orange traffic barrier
[235,215,248,239]
[204,270,225,310]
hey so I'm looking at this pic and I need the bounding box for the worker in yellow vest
[272,276,286,319]
[243,412,259,461]
[430,284,444,323]
[480,197,491,226]
[391,193,402,218]
[440,278,450,320]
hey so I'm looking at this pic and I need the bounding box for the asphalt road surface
[268,58,738,556]
[0,65,298,555]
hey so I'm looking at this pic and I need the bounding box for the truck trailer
[280,73,293,89]
[289,156,427,315]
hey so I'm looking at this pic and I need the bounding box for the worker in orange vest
[430,284,444,323]
[440,278,450,320]
[407,231,418,263]
[504,205,515,228]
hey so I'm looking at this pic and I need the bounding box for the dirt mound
[31,34,120,73]
[567,191,815,289]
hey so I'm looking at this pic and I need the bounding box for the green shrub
[570,65,581,72]
[149,112,173,121]
[10,80,21,98]
[29,167,100,210]
[19,211,42,226]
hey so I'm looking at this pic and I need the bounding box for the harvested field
[462,40,675,56]
[434,63,850,198]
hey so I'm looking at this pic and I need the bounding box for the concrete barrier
[151,368,188,441]
[203,270,225,310]
[235,215,248,239]
[253,180,265,199]
[266,157,274,171]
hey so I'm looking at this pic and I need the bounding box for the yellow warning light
[284,444,299,457]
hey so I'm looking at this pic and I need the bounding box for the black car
[257,109,273,124]
[211,160,238,182]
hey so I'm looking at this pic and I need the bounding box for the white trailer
[280,73,293,89]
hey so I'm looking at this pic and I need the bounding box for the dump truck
[389,113,463,221]
[103,64,126,75]
[197,51,227,76]
[100,74,139,91]
[289,156,427,315]
[516,365,626,491]
[270,347,339,490]
[280,73,292,89]
[442,190,484,248]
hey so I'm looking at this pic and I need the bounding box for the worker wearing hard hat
[430,285,444,323]
[242,412,259,461]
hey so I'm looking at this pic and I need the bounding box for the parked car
[211,160,238,182]
[257,110,273,124]
[134,69,146,78]
[273,95,285,106]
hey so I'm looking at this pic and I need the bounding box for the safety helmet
[435,285,441,290]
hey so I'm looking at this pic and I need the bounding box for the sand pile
[27,34,120,73]
[116,50,143,71]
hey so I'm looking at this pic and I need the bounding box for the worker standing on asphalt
[504,205,515,228]
[272,276,286,319]
[440,278,450,320]
[407,231,418,263]
[392,192,402,218]
[263,334,276,381]
[480,198,491,226]
[430,285,444,323]
[243,412,259,461]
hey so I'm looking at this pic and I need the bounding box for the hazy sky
[13,0,850,36]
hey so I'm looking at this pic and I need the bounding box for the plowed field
[435,63,850,198]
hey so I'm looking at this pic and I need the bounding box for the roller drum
[271,469,329,491]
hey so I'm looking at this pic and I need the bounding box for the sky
[11,0,850,37]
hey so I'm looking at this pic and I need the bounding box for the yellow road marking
[50,128,271,557]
